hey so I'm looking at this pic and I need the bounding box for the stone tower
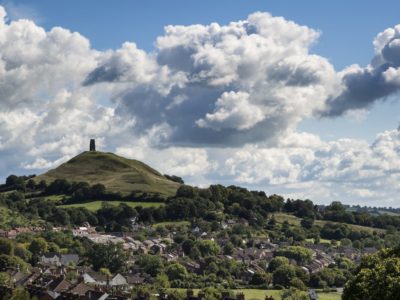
[90,139,96,151]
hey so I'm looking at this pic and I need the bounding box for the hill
[34,151,180,197]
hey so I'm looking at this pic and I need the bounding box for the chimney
[90,139,96,151]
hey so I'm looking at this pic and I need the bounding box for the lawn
[60,200,164,211]
[152,221,190,227]
[236,289,341,300]
[235,289,280,299]
[318,292,342,300]
[169,289,341,300]
[43,194,66,201]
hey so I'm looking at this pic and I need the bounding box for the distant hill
[34,151,180,197]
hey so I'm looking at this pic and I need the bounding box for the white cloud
[86,12,340,146]
[196,91,265,130]
[217,129,400,205]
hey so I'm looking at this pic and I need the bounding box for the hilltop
[34,151,180,197]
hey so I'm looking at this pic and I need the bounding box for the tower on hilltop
[90,139,96,151]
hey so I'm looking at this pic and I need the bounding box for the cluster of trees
[343,245,400,299]
[0,175,36,193]
[0,230,88,274]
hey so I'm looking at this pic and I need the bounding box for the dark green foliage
[272,264,296,287]
[250,271,272,285]
[275,246,313,265]
[136,254,164,277]
[0,238,13,256]
[87,242,127,273]
[343,246,400,299]
[164,174,184,184]
[28,238,48,256]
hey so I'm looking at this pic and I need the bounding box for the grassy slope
[274,213,385,234]
[60,201,164,212]
[34,151,180,197]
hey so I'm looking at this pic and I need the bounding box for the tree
[9,288,31,300]
[14,246,31,262]
[251,271,272,285]
[343,246,400,299]
[289,277,307,291]
[223,242,234,255]
[5,175,26,191]
[0,238,13,255]
[275,246,313,265]
[176,185,197,198]
[155,273,170,288]
[273,265,296,287]
[300,217,314,229]
[164,174,184,184]
[87,242,127,273]
[0,255,29,272]
[268,256,290,272]
[196,240,220,257]
[0,272,11,286]
[281,288,308,300]
[28,238,48,256]
[165,263,187,281]
[137,254,164,277]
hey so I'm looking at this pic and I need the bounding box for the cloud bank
[0,7,399,205]
[85,13,340,146]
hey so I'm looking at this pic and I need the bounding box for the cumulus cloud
[85,12,340,147]
[218,129,400,205]
[324,24,400,116]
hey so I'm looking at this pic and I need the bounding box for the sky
[1,1,400,207]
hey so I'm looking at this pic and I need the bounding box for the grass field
[152,221,190,227]
[60,201,164,211]
[275,213,385,234]
[34,151,180,197]
[43,194,65,201]
[169,289,341,300]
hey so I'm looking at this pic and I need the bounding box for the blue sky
[2,1,400,206]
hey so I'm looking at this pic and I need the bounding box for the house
[61,282,93,298]
[40,253,80,267]
[110,273,127,286]
[47,276,72,297]
[61,254,80,266]
[126,275,145,285]
[143,240,155,249]
[40,253,61,266]
[185,261,201,274]
[9,270,33,287]
[162,253,178,262]
[82,272,108,286]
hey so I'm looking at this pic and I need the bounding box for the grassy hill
[34,151,180,197]
[274,213,386,234]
